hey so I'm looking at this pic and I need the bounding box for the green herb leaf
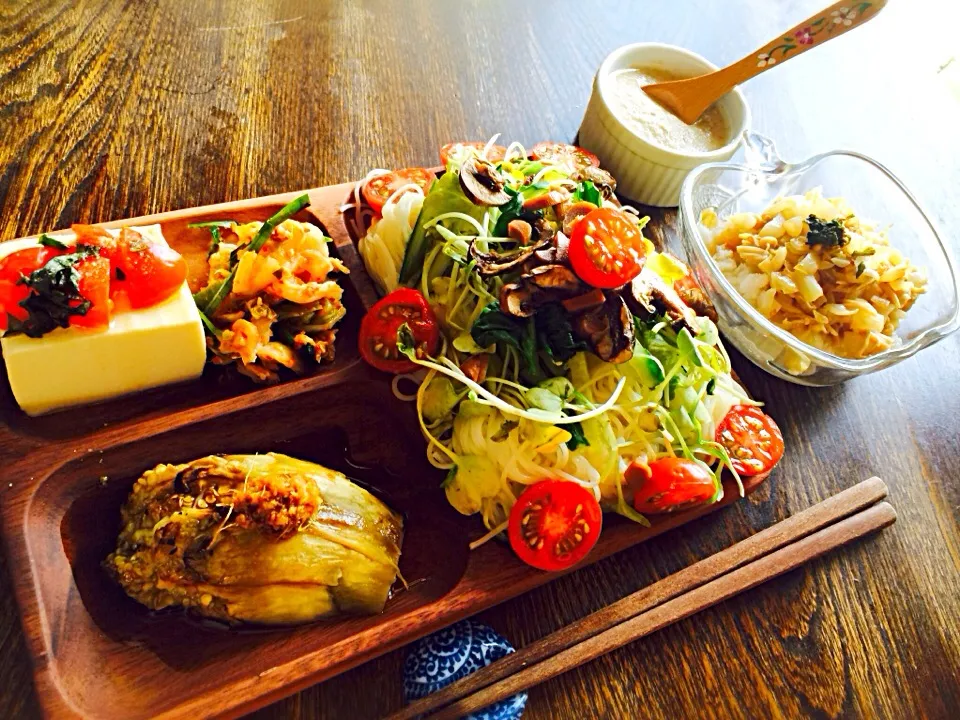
[469,303,544,384]
[855,261,866,278]
[12,245,100,338]
[566,421,590,450]
[187,220,237,227]
[573,180,601,206]
[38,234,69,250]
[193,278,231,317]
[805,214,846,248]
[194,194,309,316]
[198,309,223,339]
[491,192,524,237]
[206,226,222,259]
[535,303,587,363]
[471,302,525,350]
[187,220,236,228]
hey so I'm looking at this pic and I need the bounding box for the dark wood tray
[0,182,770,719]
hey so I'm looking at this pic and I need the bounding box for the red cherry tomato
[439,142,507,167]
[716,405,784,476]
[0,246,61,327]
[626,457,718,514]
[359,288,440,374]
[361,168,436,215]
[69,255,110,329]
[530,142,600,169]
[507,479,602,571]
[567,207,647,288]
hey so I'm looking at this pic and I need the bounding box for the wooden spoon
[643,0,888,124]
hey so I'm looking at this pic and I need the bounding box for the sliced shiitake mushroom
[525,264,584,294]
[499,264,585,317]
[459,157,511,206]
[533,231,570,266]
[675,279,719,322]
[626,267,698,331]
[572,293,634,364]
[469,238,548,276]
[500,282,538,318]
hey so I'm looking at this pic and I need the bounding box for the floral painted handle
[734,1,887,79]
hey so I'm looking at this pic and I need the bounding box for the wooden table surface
[2,0,959,717]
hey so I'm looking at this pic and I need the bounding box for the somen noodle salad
[351,138,784,572]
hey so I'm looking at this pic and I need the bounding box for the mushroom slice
[534,231,570,266]
[626,267,698,331]
[469,236,549,276]
[561,201,599,235]
[525,264,585,295]
[500,282,538,318]
[459,157,511,206]
[573,294,635,364]
[675,278,719,322]
[574,165,617,199]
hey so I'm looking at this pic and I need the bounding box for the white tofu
[1,225,207,416]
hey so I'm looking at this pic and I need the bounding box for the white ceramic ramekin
[578,43,751,207]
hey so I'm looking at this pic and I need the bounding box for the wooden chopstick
[389,477,890,720]
[426,501,896,719]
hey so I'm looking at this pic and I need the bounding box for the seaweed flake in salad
[350,138,784,571]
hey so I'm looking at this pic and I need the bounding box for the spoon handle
[718,1,887,89]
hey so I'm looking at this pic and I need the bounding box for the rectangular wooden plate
[0,181,769,719]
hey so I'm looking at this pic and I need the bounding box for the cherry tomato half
[567,207,647,288]
[507,479,602,571]
[359,287,440,373]
[439,141,506,167]
[69,255,111,330]
[626,457,717,514]
[361,168,436,215]
[716,405,784,476]
[530,142,600,170]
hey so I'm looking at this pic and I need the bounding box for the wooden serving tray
[0,182,770,719]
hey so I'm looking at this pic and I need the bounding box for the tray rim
[0,180,773,719]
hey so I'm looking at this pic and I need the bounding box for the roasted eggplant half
[105,453,403,625]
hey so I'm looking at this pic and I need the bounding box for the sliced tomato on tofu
[716,405,784,476]
[361,168,436,214]
[359,288,440,373]
[110,227,187,308]
[507,479,602,571]
[69,255,111,329]
[568,207,647,288]
[0,246,62,328]
[530,142,600,169]
[439,141,507,167]
[626,457,717,514]
[73,225,187,309]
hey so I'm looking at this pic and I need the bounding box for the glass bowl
[677,131,960,386]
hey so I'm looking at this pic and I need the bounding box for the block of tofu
[0,225,207,416]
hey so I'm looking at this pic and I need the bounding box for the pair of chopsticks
[388,477,894,720]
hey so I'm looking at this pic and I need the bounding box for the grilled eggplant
[105,453,403,625]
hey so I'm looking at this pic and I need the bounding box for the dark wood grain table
[2,0,959,717]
